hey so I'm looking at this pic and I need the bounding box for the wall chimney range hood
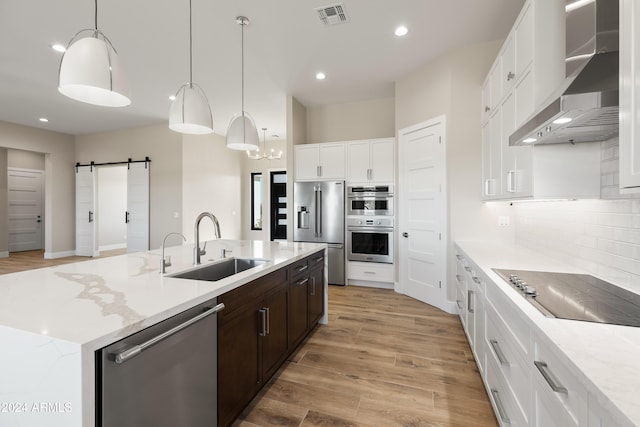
[509,0,619,146]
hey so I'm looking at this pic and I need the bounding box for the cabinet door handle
[265,307,270,335]
[490,339,510,366]
[507,170,517,193]
[484,179,495,196]
[464,266,472,273]
[296,277,309,286]
[506,71,515,81]
[456,274,464,283]
[490,389,511,424]
[456,300,464,310]
[259,308,267,337]
[484,106,490,113]
[317,165,322,177]
[534,361,568,394]
[472,276,481,284]
[88,211,94,223]
[310,277,316,296]
[456,254,463,261]
[467,290,474,313]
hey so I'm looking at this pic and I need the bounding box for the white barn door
[397,117,451,313]
[75,166,98,257]
[126,162,150,253]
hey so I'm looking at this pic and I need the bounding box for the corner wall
[0,148,7,256]
[394,41,514,301]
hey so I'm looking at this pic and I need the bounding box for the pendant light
[247,128,283,160]
[58,0,131,107]
[226,16,259,151]
[169,0,213,134]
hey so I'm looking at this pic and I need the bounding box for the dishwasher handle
[113,303,225,364]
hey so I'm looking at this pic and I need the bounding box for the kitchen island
[0,239,327,427]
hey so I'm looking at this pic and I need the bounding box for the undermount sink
[168,257,270,282]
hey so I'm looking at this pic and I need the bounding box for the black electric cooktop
[492,269,640,327]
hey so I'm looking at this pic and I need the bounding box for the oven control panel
[347,217,394,228]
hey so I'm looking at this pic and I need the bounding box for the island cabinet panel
[308,254,325,326]
[217,268,288,427]
[217,251,326,427]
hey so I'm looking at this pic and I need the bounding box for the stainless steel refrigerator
[294,181,345,285]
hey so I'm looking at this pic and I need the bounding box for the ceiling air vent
[315,3,349,26]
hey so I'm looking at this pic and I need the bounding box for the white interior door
[398,117,450,313]
[126,162,150,253]
[76,166,97,257]
[7,168,43,252]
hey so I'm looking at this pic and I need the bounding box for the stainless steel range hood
[509,0,619,146]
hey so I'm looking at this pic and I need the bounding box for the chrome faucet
[161,232,186,274]
[194,212,221,265]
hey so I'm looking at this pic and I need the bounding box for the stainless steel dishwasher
[98,298,224,427]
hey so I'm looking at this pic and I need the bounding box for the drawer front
[289,258,310,281]
[308,251,325,271]
[533,334,587,427]
[348,261,394,282]
[486,351,528,427]
[485,302,530,422]
[485,280,531,358]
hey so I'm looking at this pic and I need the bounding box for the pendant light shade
[169,0,213,135]
[226,16,259,151]
[169,83,213,134]
[227,112,259,150]
[58,2,131,107]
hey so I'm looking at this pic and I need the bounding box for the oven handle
[347,227,394,232]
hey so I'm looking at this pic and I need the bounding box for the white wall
[97,166,127,250]
[7,149,45,170]
[0,121,75,257]
[75,124,182,249]
[306,97,395,143]
[395,41,514,300]
[182,133,243,245]
[286,96,307,241]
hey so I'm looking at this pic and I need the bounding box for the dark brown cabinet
[217,250,325,427]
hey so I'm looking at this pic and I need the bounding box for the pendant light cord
[94,0,98,30]
[241,19,245,115]
[189,0,193,85]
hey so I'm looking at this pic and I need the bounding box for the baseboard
[44,250,76,259]
[0,251,8,259]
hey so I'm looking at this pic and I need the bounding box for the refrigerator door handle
[313,186,319,237]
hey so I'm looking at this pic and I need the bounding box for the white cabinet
[295,142,345,181]
[588,394,626,427]
[480,0,567,201]
[620,0,640,191]
[454,251,484,374]
[346,138,394,184]
[532,332,587,427]
[347,261,394,288]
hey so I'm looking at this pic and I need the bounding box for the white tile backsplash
[513,139,640,291]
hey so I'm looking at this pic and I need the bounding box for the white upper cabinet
[346,138,394,184]
[620,0,640,191]
[295,142,345,181]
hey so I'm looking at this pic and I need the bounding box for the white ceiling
[0,0,525,140]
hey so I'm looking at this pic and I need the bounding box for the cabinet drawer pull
[464,266,472,273]
[472,276,481,284]
[296,277,309,286]
[534,361,568,394]
[467,290,474,313]
[364,271,376,275]
[456,254,463,261]
[295,264,308,273]
[313,256,324,263]
[490,339,510,367]
[456,274,464,283]
[490,389,511,424]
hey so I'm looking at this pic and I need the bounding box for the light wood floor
[235,285,498,427]
[0,249,127,275]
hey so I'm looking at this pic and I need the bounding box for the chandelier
[247,128,283,160]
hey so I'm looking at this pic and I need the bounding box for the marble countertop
[0,239,326,350]
[455,240,640,427]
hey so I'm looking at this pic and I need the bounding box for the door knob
[402,232,409,238]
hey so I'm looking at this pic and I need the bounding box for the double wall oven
[346,185,394,264]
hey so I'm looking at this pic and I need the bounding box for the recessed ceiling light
[553,117,572,124]
[316,72,326,80]
[51,44,66,53]
[169,95,176,101]
[523,137,537,143]
[395,26,408,37]
[39,117,49,123]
